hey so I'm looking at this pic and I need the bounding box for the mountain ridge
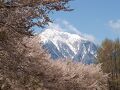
[37,29,97,64]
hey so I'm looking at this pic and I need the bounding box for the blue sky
[35,0,120,44]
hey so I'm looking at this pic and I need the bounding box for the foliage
[0,0,108,90]
[1,37,108,90]
[97,38,120,90]
[0,0,72,33]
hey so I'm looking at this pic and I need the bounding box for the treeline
[97,39,120,90]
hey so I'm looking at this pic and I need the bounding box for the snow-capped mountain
[38,29,97,64]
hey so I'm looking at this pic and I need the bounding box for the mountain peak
[37,29,97,64]
[39,29,88,53]
[40,29,87,43]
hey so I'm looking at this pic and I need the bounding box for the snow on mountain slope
[38,29,97,64]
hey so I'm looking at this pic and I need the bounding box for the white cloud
[62,20,81,35]
[48,22,62,31]
[108,19,120,32]
[47,20,96,42]
[83,34,96,42]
